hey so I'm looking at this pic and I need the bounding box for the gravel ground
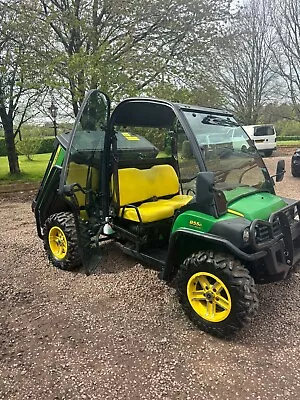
[0,154,300,400]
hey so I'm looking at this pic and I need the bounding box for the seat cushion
[158,195,193,210]
[120,202,174,223]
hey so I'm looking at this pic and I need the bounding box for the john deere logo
[189,220,202,228]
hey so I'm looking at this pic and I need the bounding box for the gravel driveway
[0,155,300,400]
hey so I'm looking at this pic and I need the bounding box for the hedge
[0,136,56,156]
[1,134,300,157]
[277,136,300,141]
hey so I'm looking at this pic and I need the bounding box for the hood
[226,190,287,221]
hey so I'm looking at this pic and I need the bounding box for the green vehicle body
[32,90,300,337]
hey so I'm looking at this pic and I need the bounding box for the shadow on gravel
[73,241,137,276]
[234,273,300,346]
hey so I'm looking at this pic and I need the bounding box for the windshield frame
[178,108,274,197]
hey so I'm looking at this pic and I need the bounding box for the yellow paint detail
[228,209,244,217]
[66,162,99,210]
[53,146,61,165]
[187,272,231,323]
[121,132,140,141]
[189,220,202,228]
[48,226,68,260]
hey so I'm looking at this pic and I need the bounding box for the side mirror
[275,159,285,182]
[196,172,227,217]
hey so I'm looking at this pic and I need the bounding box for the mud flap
[76,219,103,275]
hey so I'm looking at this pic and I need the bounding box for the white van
[242,124,277,157]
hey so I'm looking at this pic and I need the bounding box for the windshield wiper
[202,116,239,127]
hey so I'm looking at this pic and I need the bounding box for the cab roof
[112,97,232,128]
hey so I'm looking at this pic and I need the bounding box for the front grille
[252,202,300,248]
[282,208,296,225]
[255,225,271,244]
[255,217,281,244]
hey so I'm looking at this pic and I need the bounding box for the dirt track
[0,155,300,399]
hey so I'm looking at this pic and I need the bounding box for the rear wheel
[264,150,273,157]
[43,212,81,270]
[177,251,258,337]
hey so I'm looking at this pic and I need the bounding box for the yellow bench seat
[121,201,175,223]
[115,165,193,223]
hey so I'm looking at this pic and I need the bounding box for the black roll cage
[58,90,246,222]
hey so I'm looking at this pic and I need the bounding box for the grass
[0,153,51,184]
[277,140,300,146]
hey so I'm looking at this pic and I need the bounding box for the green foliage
[35,0,232,107]
[150,83,224,108]
[276,136,300,141]
[182,140,193,158]
[16,126,44,160]
[0,136,55,157]
[38,137,56,154]
[275,119,300,136]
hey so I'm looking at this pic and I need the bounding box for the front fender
[161,228,267,282]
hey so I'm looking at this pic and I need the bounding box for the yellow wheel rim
[187,272,231,323]
[48,226,68,260]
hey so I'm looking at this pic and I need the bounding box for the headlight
[242,227,250,243]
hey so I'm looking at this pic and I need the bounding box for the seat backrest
[116,165,179,207]
[117,168,152,206]
[151,165,179,198]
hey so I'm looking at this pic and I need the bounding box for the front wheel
[43,212,81,270]
[177,251,258,337]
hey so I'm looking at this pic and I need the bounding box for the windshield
[183,111,271,202]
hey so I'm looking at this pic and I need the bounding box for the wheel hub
[205,292,214,301]
[187,271,232,323]
[48,226,68,260]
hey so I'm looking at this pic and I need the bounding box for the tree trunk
[4,124,20,175]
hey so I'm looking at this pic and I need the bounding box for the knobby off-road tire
[291,168,300,177]
[177,251,259,338]
[43,212,81,271]
[264,150,273,157]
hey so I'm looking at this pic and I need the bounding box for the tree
[270,0,300,120]
[35,0,233,116]
[0,0,47,174]
[215,0,278,124]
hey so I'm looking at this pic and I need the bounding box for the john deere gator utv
[32,90,300,338]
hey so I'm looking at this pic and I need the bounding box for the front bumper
[248,200,300,282]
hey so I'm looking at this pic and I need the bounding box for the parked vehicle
[32,90,300,338]
[243,124,277,157]
[291,148,300,177]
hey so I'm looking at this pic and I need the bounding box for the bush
[38,137,56,153]
[277,136,300,141]
[0,134,56,157]
[16,127,45,160]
